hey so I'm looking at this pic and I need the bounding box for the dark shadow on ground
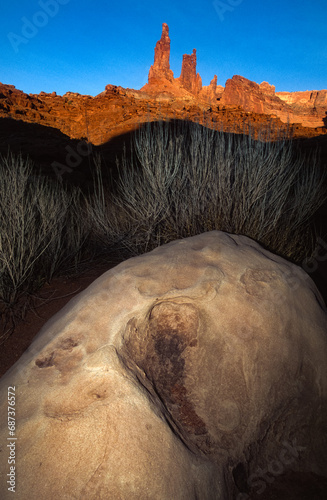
[1,115,327,182]
[1,116,327,301]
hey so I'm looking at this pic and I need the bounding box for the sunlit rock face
[177,48,202,96]
[0,231,326,499]
[221,75,327,128]
[148,22,175,84]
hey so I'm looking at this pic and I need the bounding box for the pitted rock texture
[0,231,327,499]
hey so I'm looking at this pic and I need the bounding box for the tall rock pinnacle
[178,48,202,95]
[148,23,174,84]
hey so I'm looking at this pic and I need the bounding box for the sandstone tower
[148,23,174,84]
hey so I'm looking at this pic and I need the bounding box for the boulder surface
[0,231,326,499]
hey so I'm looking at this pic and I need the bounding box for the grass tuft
[1,121,326,340]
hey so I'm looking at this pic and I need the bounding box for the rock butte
[0,23,326,146]
[0,231,326,499]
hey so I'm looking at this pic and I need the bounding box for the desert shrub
[1,121,324,340]
[0,153,88,329]
[84,154,126,254]
[105,119,326,260]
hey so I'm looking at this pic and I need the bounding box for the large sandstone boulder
[0,231,326,499]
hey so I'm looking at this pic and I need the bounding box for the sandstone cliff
[142,23,223,103]
[221,76,327,128]
[276,89,327,127]
[177,49,202,95]
[0,22,326,146]
[2,80,322,150]
[148,22,174,85]
[142,23,327,129]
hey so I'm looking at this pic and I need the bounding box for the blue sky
[1,0,326,96]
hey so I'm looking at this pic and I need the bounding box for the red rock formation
[0,23,326,148]
[221,75,282,115]
[259,81,275,95]
[177,49,202,96]
[201,75,224,102]
[221,75,327,128]
[1,80,323,151]
[148,23,174,84]
[145,25,217,101]
[277,90,327,107]
[143,24,327,128]
[276,90,327,127]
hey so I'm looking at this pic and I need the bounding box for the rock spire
[146,24,215,99]
[178,48,202,95]
[148,23,174,84]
